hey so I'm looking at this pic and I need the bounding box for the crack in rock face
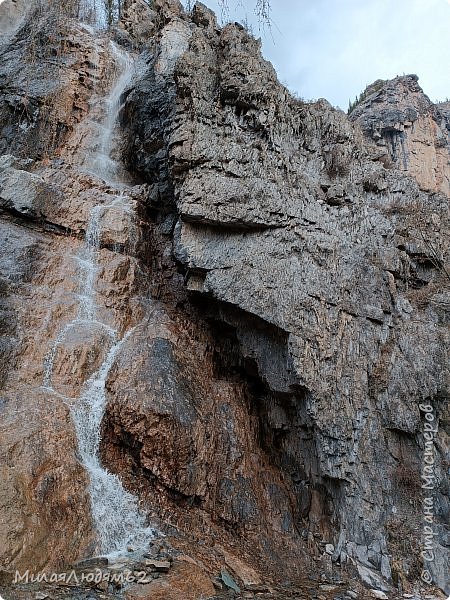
[0,0,448,597]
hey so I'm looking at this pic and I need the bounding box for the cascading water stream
[89,42,134,184]
[43,41,153,556]
[78,0,112,31]
[72,329,151,555]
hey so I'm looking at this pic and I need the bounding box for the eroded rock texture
[350,75,450,197]
[122,1,449,592]
[0,5,145,571]
[0,0,448,597]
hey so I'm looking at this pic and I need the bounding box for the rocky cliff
[350,75,450,197]
[0,1,449,599]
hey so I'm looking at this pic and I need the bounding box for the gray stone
[155,19,192,76]
[426,540,450,595]
[368,591,388,600]
[357,564,391,592]
[75,557,109,568]
[220,569,241,593]
[123,5,450,595]
[0,154,33,173]
[144,559,171,572]
[319,584,337,591]
[0,167,49,218]
[0,0,31,43]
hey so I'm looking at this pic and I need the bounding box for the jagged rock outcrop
[350,75,450,197]
[122,1,449,593]
[0,0,448,598]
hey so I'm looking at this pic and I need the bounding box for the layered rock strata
[0,0,448,597]
[350,75,450,197]
[122,2,449,593]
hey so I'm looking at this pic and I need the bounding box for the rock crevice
[0,0,448,596]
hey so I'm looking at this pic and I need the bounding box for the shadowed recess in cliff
[0,0,448,595]
[119,0,449,593]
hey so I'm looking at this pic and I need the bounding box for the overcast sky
[183,0,450,110]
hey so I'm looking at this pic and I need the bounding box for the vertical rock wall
[350,75,450,197]
[122,1,449,593]
[0,0,448,596]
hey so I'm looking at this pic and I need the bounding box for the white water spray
[90,42,134,184]
[43,42,153,556]
[73,330,151,554]
[78,0,114,30]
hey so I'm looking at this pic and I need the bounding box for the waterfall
[43,41,153,557]
[72,331,151,555]
[89,42,134,183]
[78,204,102,322]
[78,0,118,30]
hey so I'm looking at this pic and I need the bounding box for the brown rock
[222,549,262,587]
[125,560,215,600]
[0,389,93,571]
[350,75,450,196]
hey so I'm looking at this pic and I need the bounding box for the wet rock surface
[0,4,147,573]
[0,0,448,599]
